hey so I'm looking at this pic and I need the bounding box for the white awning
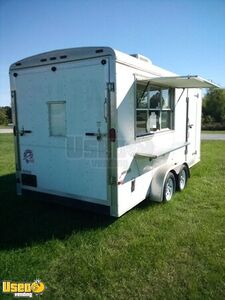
[139,75,220,89]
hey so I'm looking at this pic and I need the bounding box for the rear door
[14,57,110,204]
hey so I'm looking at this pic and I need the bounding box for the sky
[0,0,225,106]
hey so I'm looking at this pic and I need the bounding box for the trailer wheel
[163,172,176,202]
[177,165,188,191]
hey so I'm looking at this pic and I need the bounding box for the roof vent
[130,53,152,64]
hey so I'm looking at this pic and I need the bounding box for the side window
[136,82,174,136]
[48,101,66,136]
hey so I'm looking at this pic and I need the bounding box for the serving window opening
[136,81,174,137]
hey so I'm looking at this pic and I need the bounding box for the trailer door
[13,57,110,205]
[186,90,200,163]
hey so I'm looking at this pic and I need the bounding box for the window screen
[48,101,66,136]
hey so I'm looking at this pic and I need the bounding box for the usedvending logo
[23,149,34,163]
[2,279,46,298]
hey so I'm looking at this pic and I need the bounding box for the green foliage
[0,134,225,299]
[3,106,12,123]
[203,88,225,123]
[0,108,8,125]
[0,106,12,125]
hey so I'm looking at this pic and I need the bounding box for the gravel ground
[0,128,13,134]
[201,133,225,140]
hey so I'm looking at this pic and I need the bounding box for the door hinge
[110,176,117,185]
[107,82,115,92]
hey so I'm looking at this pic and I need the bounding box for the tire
[177,165,188,191]
[163,172,176,202]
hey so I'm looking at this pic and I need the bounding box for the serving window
[136,81,174,137]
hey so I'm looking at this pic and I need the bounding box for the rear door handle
[20,127,32,136]
[85,130,107,140]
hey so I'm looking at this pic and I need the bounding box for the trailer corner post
[11,90,22,196]
[107,79,118,217]
[185,89,189,159]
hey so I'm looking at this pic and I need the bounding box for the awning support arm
[176,88,185,106]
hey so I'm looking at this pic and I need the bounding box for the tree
[203,89,225,123]
[0,106,12,125]
[0,108,8,125]
[3,106,12,123]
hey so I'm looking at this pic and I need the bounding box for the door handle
[188,124,194,129]
[20,127,32,136]
[85,130,107,141]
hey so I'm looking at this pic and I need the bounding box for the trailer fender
[150,165,172,202]
[150,163,190,202]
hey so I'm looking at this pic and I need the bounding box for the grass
[0,134,225,299]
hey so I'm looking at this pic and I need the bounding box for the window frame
[135,80,175,138]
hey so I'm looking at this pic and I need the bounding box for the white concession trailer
[9,47,219,217]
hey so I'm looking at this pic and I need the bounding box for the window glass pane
[161,89,170,109]
[161,111,171,129]
[136,83,148,108]
[136,110,147,135]
[49,102,66,136]
[147,111,160,131]
[149,89,161,108]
